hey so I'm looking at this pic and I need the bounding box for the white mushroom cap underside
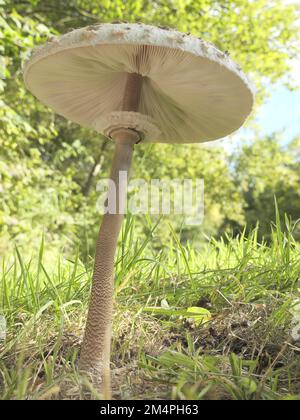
[24,23,254,144]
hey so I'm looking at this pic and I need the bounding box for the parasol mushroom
[23,23,254,392]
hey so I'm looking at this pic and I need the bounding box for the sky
[256,83,300,141]
[256,58,300,142]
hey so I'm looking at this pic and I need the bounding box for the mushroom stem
[122,72,143,111]
[78,130,138,393]
[79,72,142,395]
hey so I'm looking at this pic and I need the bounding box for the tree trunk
[82,140,108,197]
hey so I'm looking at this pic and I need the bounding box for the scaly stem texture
[78,131,137,390]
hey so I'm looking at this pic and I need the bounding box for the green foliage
[0,0,300,256]
[234,135,300,239]
[133,142,245,243]
[0,5,109,255]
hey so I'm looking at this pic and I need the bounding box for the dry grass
[1,300,299,400]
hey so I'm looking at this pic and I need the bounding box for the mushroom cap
[24,23,254,144]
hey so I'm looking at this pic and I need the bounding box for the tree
[234,135,300,239]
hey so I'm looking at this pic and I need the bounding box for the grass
[0,213,300,400]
